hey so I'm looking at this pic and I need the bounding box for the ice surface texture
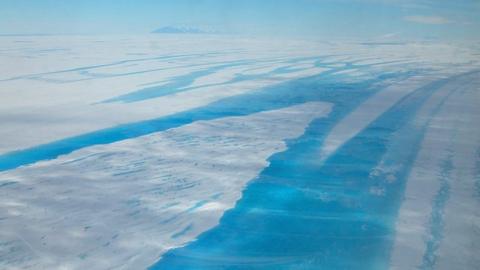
[0,35,479,269]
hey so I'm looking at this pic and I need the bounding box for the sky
[0,0,479,41]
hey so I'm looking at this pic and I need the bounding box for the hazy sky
[0,0,479,40]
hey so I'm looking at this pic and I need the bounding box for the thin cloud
[380,32,400,38]
[404,15,451,25]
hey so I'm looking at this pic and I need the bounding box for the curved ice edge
[0,101,332,270]
[389,70,480,269]
[319,69,480,164]
[149,70,480,270]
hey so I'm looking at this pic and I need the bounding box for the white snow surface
[0,102,331,270]
[1,35,478,154]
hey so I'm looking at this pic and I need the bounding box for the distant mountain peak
[151,26,205,34]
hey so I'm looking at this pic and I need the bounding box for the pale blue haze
[0,0,479,40]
